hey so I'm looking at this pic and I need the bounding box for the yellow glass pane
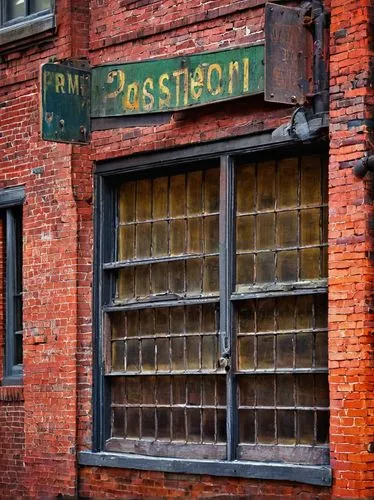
[277,158,298,209]
[236,164,255,213]
[301,156,321,205]
[170,174,186,217]
[204,215,219,253]
[152,221,168,257]
[169,260,185,294]
[186,259,202,294]
[187,171,203,215]
[201,335,216,370]
[187,218,202,254]
[301,209,320,246]
[257,161,275,210]
[256,252,275,283]
[257,213,275,250]
[119,181,136,223]
[135,265,150,298]
[237,302,255,333]
[118,225,135,260]
[276,211,298,248]
[170,219,186,255]
[136,179,152,221]
[117,268,134,300]
[203,256,219,293]
[111,312,125,339]
[125,339,139,371]
[236,215,255,252]
[204,168,220,214]
[153,177,168,219]
[238,336,254,370]
[257,299,275,332]
[236,253,254,286]
[300,248,320,280]
[277,250,298,282]
[112,341,124,371]
[151,262,168,295]
[135,223,151,258]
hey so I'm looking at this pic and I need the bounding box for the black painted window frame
[1,186,25,385]
[84,133,332,487]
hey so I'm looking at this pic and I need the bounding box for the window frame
[82,132,331,486]
[0,186,25,385]
[0,0,54,47]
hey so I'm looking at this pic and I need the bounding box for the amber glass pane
[204,168,220,213]
[301,156,321,205]
[111,312,125,339]
[204,215,219,253]
[186,336,200,370]
[157,409,171,440]
[142,408,155,438]
[126,339,139,371]
[186,305,201,332]
[172,376,186,404]
[295,332,313,368]
[136,223,151,258]
[172,409,186,440]
[238,376,255,406]
[156,338,170,371]
[135,265,150,297]
[151,262,168,295]
[201,335,216,370]
[238,336,254,370]
[276,211,298,247]
[276,333,294,369]
[236,254,254,286]
[203,256,219,293]
[117,268,134,300]
[315,332,328,368]
[142,339,155,371]
[118,225,135,260]
[156,377,171,404]
[239,409,255,443]
[237,164,256,214]
[126,310,139,337]
[153,177,168,219]
[170,174,186,217]
[277,374,294,406]
[187,409,201,442]
[171,337,185,370]
[256,375,274,406]
[301,209,320,246]
[112,407,125,437]
[257,299,275,332]
[152,221,168,257]
[111,377,126,403]
[277,410,295,444]
[297,374,314,406]
[136,179,152,221]
[277,250,298,282]
[187,171,203,215]
[256,252,275,283]
[119,181,136,223]
[139,308,154,335]
[186,259,202,294]
[236,215,255,252]
[169,260,185,294]
[170,219,186,255]
[257,410,275,443]
[188,377,201,405]
[257,335,274,369]
[170,306,184,334]
[277,297,295,331]
[257,213,275,250]
[126,408,140,438]
[300,248,320,279]
[277,158,298,208]
[187,218,202,253]
[296,295,313,330]
[297,410,314,444]
[112,341,125,371]
[237,303,255,333]
[257,162,275,210]
[202,409,215,442]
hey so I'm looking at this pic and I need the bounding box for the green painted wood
[41,63,91,144]
[91,45,264,117]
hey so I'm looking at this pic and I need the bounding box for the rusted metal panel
[91,45,264,117]
[41,62,91,144]
[265,2,312,105]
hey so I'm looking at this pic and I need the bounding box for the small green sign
[91,45,264,117]
[41,63,91,144]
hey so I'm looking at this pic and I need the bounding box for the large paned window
[98,151,329,469]
[1,0,50,25]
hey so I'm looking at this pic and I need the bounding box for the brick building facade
[0,0,373,498]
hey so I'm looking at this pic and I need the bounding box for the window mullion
[219,155,236,461]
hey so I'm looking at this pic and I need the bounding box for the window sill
[0,13,55,50]
[78,451,332,487]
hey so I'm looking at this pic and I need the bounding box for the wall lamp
[353,155,374,179]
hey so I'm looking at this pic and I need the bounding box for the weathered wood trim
[0,13,55,48]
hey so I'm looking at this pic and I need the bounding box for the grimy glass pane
[186,336,200,370]
[256,252,275,283]
[139,308,154,336]
[142,408,156,438]
[172,409,186,440]
[117,268,134,300]
[169,260,185,294]
[257,410,275,443]
[277,296,295,331]
[157,408,171,440]
[256,375,275,406]
[257,213,275,250]
[204,168,220,213]
[216,377,227,406]
[187,377,201,406]
[111,377,126,404]
[257,335,274,369]
[236,215,255,252]
[119,181,135,223]
[125,310,138,337]
[277,250,298,282]
[236,164,256,214]
[30,0,50,13]
[126,408,140,438]
[112,341,125,371]
[236,254,254,286]
[202,377,215,406]
[126,377,141,404]
[156,377,171,405]
[142,376,155,404]
[155,308,169,334]
[301,156,322,205]
[186,305,201,333]
[238,376,255,406]
[204,215,219,253]
[187,218,203,253]
[315,374,329,407]
[276,211,298,247]
[187,409,201,442]
[111,312,125,339]
[295,332,313,368]
[297,410,314,444]
[153,177,168,219]
[170,307,184,334]
[257,161,275,210]
[112,407,125,437]
[126,339,140,372]
[297,374,314,406]
[171,337,185,370]
[315,332,328,368]
[216,409,226,442]
[187,171,203,215]
[170,174,186,217]
[156,338,170,371]
[152,221,168,257]
[141,339,155,371]
[201,335,216,370]
[296,295,313,330]
[277,158,298,209]
[136,223,151,258]
[186,259,202,294]
[203,256,219,293]
[202,304,217,333]
[315,294,328,329]
[277,410,295,444]
[136,179,152,221]
[5,0,25,21]
[202,409,215,442]
[316,410,329,444]
[170,219,186,255]
[239,409,255,443]
[135,265,150,297]
[301,209,320,246]
[257,299,275,332]
[276,333,294,369]
[276,374,294,406]
[151,262,168,295]
[118,225,135,260]
[238,336,254,370]
[237,302,255,333]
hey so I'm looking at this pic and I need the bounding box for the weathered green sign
[91,45,264,117]
[41,62,91,144]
